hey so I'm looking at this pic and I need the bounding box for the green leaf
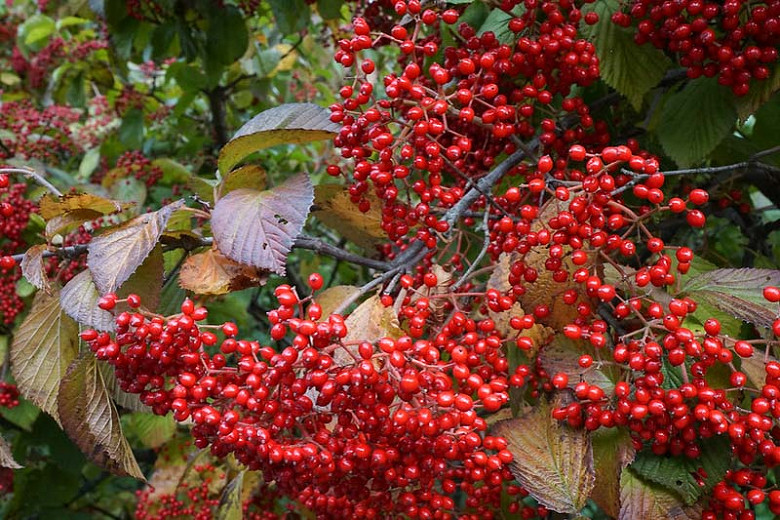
[477,9,517,46]
[206,6,249,65]
[681,268,780,330]
[58,355,145,479]
[0,397,40,431]
[10,288,80,423]
[655,78,737,167]
[87,200,183,295]
[216,471,245,520]
[19,14,56,50]
[124,412,176,449]
[78,147,101,181]
[492,398,595,513]
[153,158,192,185]
[582,0,671,110]
[56,16,91,30]
[211,173,313,275]
[619,467,700,520]
[118,108,144,150]
[630,436,731,505]
[539,337,620,394]
[268,0,310,34]
[317,0,344,19]
[218,103,338,174]
[167,62,208,92]
[751,91,780,152]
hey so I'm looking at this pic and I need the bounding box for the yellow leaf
[619,468,702,520]
[39,192,127,220]
[314,285,360,321]
[314,184,386,249]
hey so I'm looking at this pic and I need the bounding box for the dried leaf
[314,285,360,321]
[87,200,183,295]
[45,208,103,238]
[179,248,269,295]
[21,243,50,294]
[218,103,339,173]
[211,173,313,275]
[39,192,126,220]
[221,164,267,194]
[619,468,701,520]
[62,247,164,330]
[10,288,79,422]
[313,184,385,249]
[0,435,21,469]
[539,338,619,394]
[492,398,595,513]
[337,295,403,366]
[590,428,635,517]
[58,355,144,479]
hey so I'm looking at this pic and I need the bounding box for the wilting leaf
[21,244,50,294]
[45,208,104,238]
[540,338,619,394]
[87,200,183,295]
[58,355,144,479]
[62,247,164,330]
[314,285,360,321]
[0,435,21,469]
[179,248,268,295]
[313,184,385,249]
[10,288,79,422]
[218,103,339,173]
[220,164,267,194]
[492,398,595,513]
[630,435,730,505]
[590,428,635,517]
[38,192,126,220]
[211,173,313,275]
[337,295,403,366]
[619,467,701,520]
[682,268,780,329]
[124,412,177,449]
[217,471,245,520]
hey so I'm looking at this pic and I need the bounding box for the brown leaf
[218,103,339,173]
[337,295,403,366]
[58,355,145,479]
[62,247,164,330]
[0,435,21,469]
[87,200,183,295]
[211,173,313,275]
[590,427,636,518]
[221,164,267,194]
[539,338,619,394]
[313,184,386,249]
[21,244,51,294]
[39,193,127,220]
[179,248,269,295]
[492,398,595,513]
[45,208,104,238]
[10,288,79,423]
[619,468,701,520]
[314,285,360,321]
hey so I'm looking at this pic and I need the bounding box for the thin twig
[0,166,63,197]
[452,210,490,290]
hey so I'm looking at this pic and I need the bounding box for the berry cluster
[614,0,780,95]
[0,382,19,409]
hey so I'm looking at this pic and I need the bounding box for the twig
[0,166,63,197]
[294,235,390,271]
[452,210,490,290]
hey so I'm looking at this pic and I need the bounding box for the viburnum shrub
[0,0,779,519]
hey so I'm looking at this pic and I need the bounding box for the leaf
[0,435,21,469]
[590,428,636,518]
[630,436,731,505]
[317,0,343,19]
[0,397,40,431]
[39,192,126,220]
[492,398,595,513]
[64,246,164,329]
[87,200,184,295]
[99,363,150,413]
[211,174,313,275]
[124,412,177,449]
[619,467,702,520]
[217,471,245,520]
[314,285,360,320]
[477,8,516,46]
[206,6,248,66]
[21,244,51,294]
[179,248,269,295]
[540,338,620,394]
[583,0,671,109]
[45,209,104,238]
[268,0,311,34]
[337,295,403,366]
[313,184,386,249]
[735,65,780,119]
[656,78,737,167]
[58,355,144,479]
[218,103,338,174]
[153,158,192,185]
[10,288,79,423]
[119,108,144,149]
[221,164,267,194]
[682,268,780,329]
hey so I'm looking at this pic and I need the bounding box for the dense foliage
[0,0,779,519]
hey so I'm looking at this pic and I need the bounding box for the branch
[452,209,490,290]
[0,166,63,197]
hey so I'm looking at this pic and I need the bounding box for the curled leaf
[218,103,339,173]
[21,243,51,294]
[179,248,269,295]
[211,173,313,275]
[58,355,145,479]
[87,200,183,295]
[39,192,126,220]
